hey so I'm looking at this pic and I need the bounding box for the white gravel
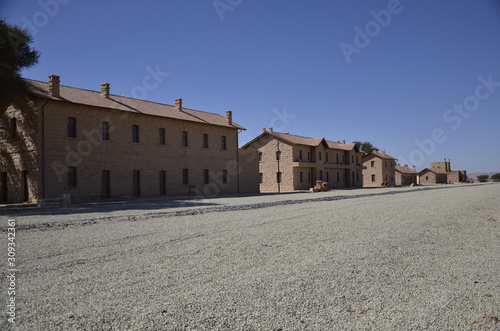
[1,183,499,330]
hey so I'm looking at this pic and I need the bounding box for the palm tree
[0,18,41,113]
[353,141,379,154]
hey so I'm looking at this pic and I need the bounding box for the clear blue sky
[3,0,500,173]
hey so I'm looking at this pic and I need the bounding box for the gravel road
[1,183,499,330]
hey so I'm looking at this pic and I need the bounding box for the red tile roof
[242,131,359,152]
[366,150,398,160]
[395,165,417,174]
[27,79,246,130]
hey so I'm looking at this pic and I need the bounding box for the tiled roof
[418,168,448,175]
[27,79,246,130]
[271,132,326,147]
[395,165,417,174]
[242,131,359,151]
[366,150,398,160]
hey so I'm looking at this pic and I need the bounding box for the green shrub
[477,175,489,182]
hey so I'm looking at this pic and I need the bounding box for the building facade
[241,129,365,192]
[431,159,467,183]
[362,150,397,187]
[418,168,447,185]
[0,75,258,204]
[395,164,418,186]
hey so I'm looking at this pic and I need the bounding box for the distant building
[0,75,259,204]
[395,164,418,186]
[362,150,397,187]
[241,129,365,192]
[418,168,448,185]
[431,159,467,183]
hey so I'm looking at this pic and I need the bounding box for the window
[308,172,311,182]
[259,152,263,161]
[356,156,359,165]
[319,170,323,180]
[221,135,227,150]
[259,173,263,183]
[326,172,330,182]
[425,176,429,180]
[276,151,281,160]
[222,170,228,184]
[319,152,322,161]
[67,167,77,187]
[300,171,303,183]
[159,170,166,195]
[371,161,375,167]
[182,131,188,147]
[326,153,329,162]
[299,150,303,160]
[67,117,76,138]
[182,169,189,184]
[277,172,282,183]
[158,128,165,145]
[131,125,139,143]
[101,121,110,141]
[356,172,359,181]
[204,169,209,184]
[371,174,375,182]
[132,170,140,197]
[308,152,311,161]
[337,172,340,182]
[202,134,208,148]
[10,118,17,138]
[385,161,387,167]
[336,154,339,164]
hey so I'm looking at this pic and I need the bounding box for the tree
[477,175,489,182]
[0,18,41,113]
[353,141,379,154]
[491,173,500,182]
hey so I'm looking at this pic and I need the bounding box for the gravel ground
[1,183,499,330]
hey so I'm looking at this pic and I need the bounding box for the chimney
[269,127,273,132]
[413,165,416,171]
[48,75,60,98]
[101,83,110,98]
[381,149,386,155]
[225,110,233,125]
[284,132,289,134]
[404,164,408,168]
[175,98,182,111]
[262,127,267,133]
[342,140,346,144]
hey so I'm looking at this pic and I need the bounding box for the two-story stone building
[362,150,397,187]
[0,75,258,203]
[241,129,365,192]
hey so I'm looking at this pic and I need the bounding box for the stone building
[362,150,397,187]
[395,164,418,186]
[417,159,467,185]
[431,159,467,183]
[418,168,448,185]
[0,75,259,204]
[241,129,365,192]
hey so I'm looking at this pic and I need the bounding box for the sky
[2,0,500,173]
